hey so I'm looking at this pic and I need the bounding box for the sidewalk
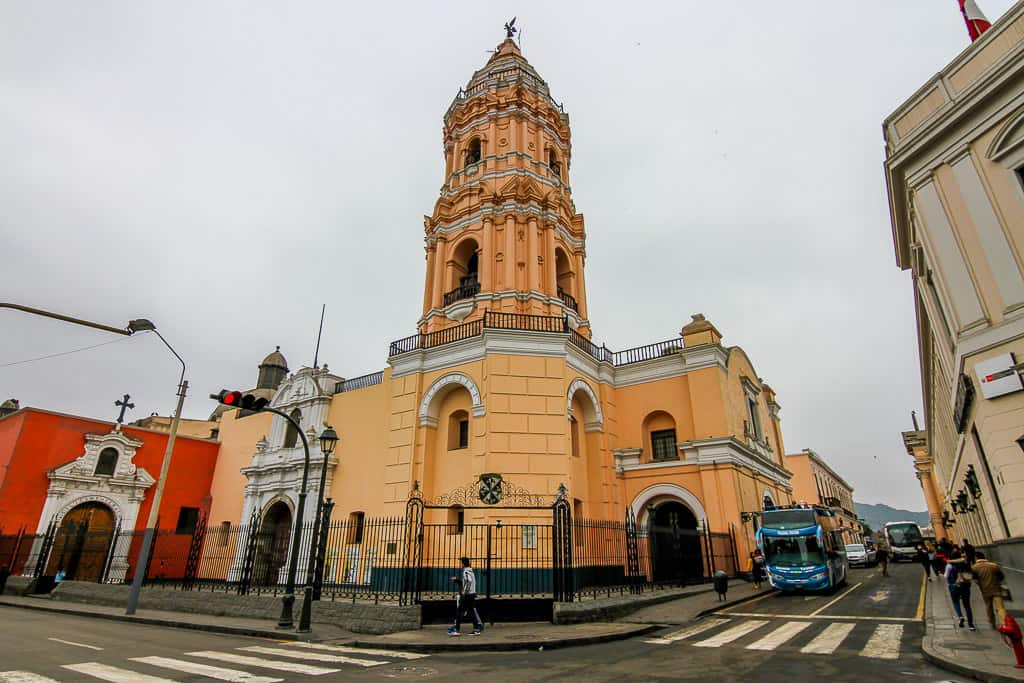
[0,580,769,653]
[922,579,1024,683]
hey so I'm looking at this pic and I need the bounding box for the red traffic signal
[210,390,269,413]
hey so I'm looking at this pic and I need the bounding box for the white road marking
[0,673,61,683]
[868,590,891,604]
[745,621,812,651]
[286,642,429,659]
[186,651,339,676]
[800,622,856,654]
[693,620,769,648]
[644,618,729,645]
[860,624,903,660]
[61,662,180,682]
[48,638,103,650]
[724,611,916,622]
[239,646,385,668]
[809,583,862,616]
[131,656,282,683]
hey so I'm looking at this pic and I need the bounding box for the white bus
[883,521,924,561]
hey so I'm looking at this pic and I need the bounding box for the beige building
[786,449,861,545]
[886,2,1024,588]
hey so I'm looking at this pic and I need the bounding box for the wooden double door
[45,502,116,581]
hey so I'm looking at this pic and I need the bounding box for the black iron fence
[0,513,738,604]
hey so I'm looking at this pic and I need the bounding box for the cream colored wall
[960,339,1024,538]
[324,378,392,520]
[725,349,781,457]
[614,375,695,459]
[205,409,273,525]
[786,453,815,505]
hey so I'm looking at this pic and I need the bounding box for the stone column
[526,216,539,294]
[431,237,448,310]
[481,217,493,293]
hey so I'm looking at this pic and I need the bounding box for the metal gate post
[183,512,207,591]
[99,523,122,584]
[238,510,261,595]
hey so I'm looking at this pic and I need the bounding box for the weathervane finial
[504,17,517,39]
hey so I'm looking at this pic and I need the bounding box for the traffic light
[210,389,270,413]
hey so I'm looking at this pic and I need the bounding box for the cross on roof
[115,394,135,424]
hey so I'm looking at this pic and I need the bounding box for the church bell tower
[420,35,591,336]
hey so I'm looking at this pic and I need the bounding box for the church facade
[206,37,795,589]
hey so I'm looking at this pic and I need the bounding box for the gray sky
[4,1,1015,511]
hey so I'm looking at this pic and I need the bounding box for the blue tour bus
[756,506,849,592]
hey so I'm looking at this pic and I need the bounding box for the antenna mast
[312,304,326,369]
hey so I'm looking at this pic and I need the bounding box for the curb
[694,588,775,617]
[0,600,325,642]
[352,623,661,653]
[921,643,1024,683]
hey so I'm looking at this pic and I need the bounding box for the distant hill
[855,502,930,532]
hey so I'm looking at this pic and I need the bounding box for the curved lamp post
[298,425,338,633]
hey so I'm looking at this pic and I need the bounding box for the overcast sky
[3,1,1016,511]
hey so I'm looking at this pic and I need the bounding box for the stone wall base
[1,576,37,596]
[50,582,420,634]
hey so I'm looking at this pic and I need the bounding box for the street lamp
[298,425,339,633]
[125,319,187,615]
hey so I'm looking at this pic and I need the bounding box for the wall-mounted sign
[975,353,1023,400]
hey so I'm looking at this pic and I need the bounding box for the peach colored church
[205,36,795,592]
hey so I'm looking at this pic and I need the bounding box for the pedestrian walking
[713,570,729,602]
[747,550,766,589]
[961,538,977,567]
[447,557,483,637]
[876,546,890,577]
[0,565,9,595]
[915,545,932,580]
[945,550,977,631]
[971,552,1007,629]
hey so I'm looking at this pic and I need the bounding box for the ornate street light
[298,425,339,633]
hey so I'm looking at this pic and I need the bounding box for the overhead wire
[0,334,135,368]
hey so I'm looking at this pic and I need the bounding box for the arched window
[283,409,301,448]
[95,448,118,476]
[548,149,561,178]
[448,409,470,450]
[642,411,678,462]
[465,138,481,167]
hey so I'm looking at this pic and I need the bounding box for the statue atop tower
[419,35,591,337]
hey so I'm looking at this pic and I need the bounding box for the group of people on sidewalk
[912,538,1008,632]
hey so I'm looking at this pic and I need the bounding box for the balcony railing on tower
[443,277,480,307]
[389,311,686,368]
[557,288,578,313]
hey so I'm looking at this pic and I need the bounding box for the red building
[0,407,219,582]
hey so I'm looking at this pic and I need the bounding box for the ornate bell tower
[420,34,591,336]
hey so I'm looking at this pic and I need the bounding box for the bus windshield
[761,509,817,530]
[763,535,825,568]
[886,524,922,547]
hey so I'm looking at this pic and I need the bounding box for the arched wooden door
[45,502,116,581]
[253,502,292,586]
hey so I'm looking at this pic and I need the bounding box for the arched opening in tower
[548,148,561,178]
[465,138,481,167]
[555,248,576,310]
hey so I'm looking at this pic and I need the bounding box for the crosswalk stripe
[131,656,283,683]
[61,662,179,683]
[644,618,729,645]
[800,622,856,655]
[745,621,812,651]
[186,652,338,676]
[287,642,429,660]
[693,620,769,648]
[239,646,385,668]
[859,624,903,660]
[0,672,61,683]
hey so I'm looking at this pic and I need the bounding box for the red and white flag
[959,0,992,42]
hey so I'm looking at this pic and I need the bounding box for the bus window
[764,536,826,568]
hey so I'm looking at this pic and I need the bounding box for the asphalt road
[0,563,966,682]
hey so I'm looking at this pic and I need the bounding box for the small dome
[260,346,288,370]
[257,347,289,391]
